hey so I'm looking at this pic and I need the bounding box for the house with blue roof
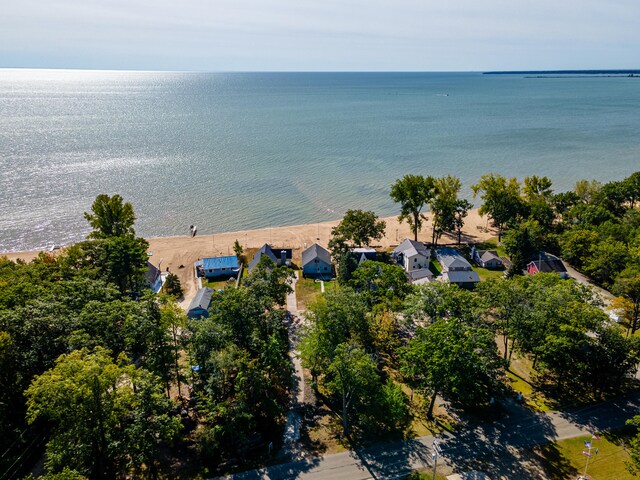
[201,255,240,279]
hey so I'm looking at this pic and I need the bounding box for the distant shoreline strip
[484,69,640,75]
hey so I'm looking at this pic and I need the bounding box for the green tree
[84,194,136,239]
[325,343,379,435]
[429,175,460,246]
[477,278,527,365]
[574,179,601,203]
[559,229,599,269]
[243,255,295,310]
[622,171,640,209]
[584,240,629,287]
[472,174,524,241]
[26,348,180,479]
[627,415,640,476]
[300,288,370,384]
[329,209,386,248]
[502,219,547,273]
[99,236,150,294]
[163,273,183,298]
[158,297,187,398]
[390,175,436,241]
[452,199,473,245]
[523,175,553,200]
[349,260,411,308]
[400,319,503,418]
[403,282,481,326]
[613,267,640,334]
[233,239,244,262]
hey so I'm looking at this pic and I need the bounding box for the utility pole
[432,440,442,480]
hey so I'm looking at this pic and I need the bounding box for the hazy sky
[1,0,639,71]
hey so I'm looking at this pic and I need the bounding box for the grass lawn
[474,266,505,282]
[429,259,442,276]
[537,431,634,480]
[203,277,236,291]
[475,239,508,258]
[406,470,448,480]
[296,278,323,310]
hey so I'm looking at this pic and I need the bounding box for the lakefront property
[3,169,640,479]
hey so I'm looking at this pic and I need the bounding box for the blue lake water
[0,69,638,251]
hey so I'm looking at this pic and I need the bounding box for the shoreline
[2,208,497,302]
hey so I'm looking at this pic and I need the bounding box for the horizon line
[2,66,639,74]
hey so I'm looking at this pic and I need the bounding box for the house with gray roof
[187,287,214,319]
[302,243,333,279]
[248,244,292,273]
[392,239,431,273]
[435,247,480,288]
[471,247,504,269]
[408,268,434,284]
[145,261,164,293]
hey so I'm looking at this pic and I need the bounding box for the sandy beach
[2,209,497,303]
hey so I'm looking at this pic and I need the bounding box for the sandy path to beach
[2,209,496,304]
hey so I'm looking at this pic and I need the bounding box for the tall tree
[400,318,503,418]
[84,194,136,239]
[429,175,461,246]
[99,236,150,294]
[613,267,640,334]
[325,343,379,435]
[472,174,524,241]
[502,219,547,273]
[390,175,436,241]
[329,209,386,248]
[452,198,472,245]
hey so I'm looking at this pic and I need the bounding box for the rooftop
[203,256,239,270]
[302,243,331,266]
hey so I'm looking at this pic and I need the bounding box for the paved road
[218,393,640,480]
[561,260,615,306]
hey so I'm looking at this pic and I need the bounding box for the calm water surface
[1,70,638,251]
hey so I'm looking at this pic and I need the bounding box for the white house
[392,239,431,272]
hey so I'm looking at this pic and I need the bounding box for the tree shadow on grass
[530,442,578,480]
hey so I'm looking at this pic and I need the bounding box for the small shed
[202,256,240,279]
[187,287,214,319]
[302,243,333,279]
[472,248,504,269]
